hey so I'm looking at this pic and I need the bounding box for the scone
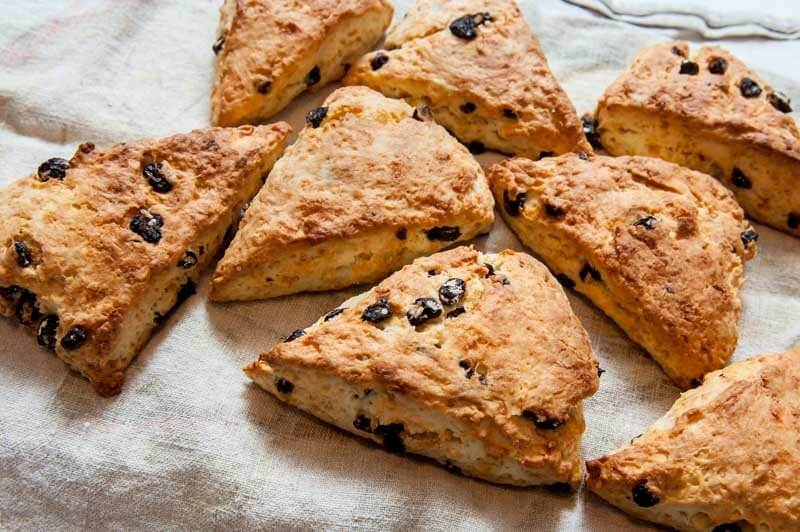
[594,41,800,237]
[0,124,291,395]
[586,347,800,531]
[245,246,599,487]
[211,0,393,126]
[488,153,757,389]
[210,86,495,302]
[343,0,589,159]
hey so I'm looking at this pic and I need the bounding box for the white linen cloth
[1,1,799,530]
[565,0,800,39]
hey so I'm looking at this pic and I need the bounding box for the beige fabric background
[1,1,798,530]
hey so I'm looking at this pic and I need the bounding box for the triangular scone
[211,0,393,126]
[245,246,599,486]
[587,347,800,531]
[210,86,495,302]
[343,0,589,159]
[595,41,800,237]
[0,124,291,395]
[489,154,757,389]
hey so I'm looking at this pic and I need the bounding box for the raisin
[460,102,476,114]
[580,263,602,283]
[712,524,742,532]
[467,141,486,154]
[740,229,758,248]
[362,298,392,323]
[740,77,762,98]
[212,35,225,54]
[503,108,518,119]
[375,423,405,453]
[545,203,565,218]
[581,114,602,149]
[13,241,32,268]
[370,52,389,71]
[275,377,294,394]
[16,291,41,326]
[324,308,345,322]
[577,151,590,161]
[789,212,800,229]
[154,312,165,325]
[597,364,606,377]
[285,329,305,342]
[731,168,752,189]
[439,278,466,306]
[632,480,660,507]
[61,326,88,350]
[679,60,699,75]
[37,158,69,182]
[538,151,554,159]
[444,460,461,475]
[522,409,562,430]
[503,190,526,217]
[306,106,328,128]
[446,307,465,319]
[449,12,492,40]
[484,263,495,277]
[178,251,198,269]
[175,279,196,307]
[671,46,685,57]
[459,360,474,379]
[353,415,372,432]
[412,105,432,122]
[556,274,575,289]
[425,226,461,241]
[708,57,728,74]
[306,66,321,86]
[143,163,172,193]
[768,92,792,113]
[36,314,59,350]
[395,228,407,240]
[257,80,272,95]
[406,298,442,326]
[634,215,657,230]
[130,209,164,244]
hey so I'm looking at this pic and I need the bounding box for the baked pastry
[594,41,800,237]
[0,124,291,395]
[586,346,800,531]
[343,0,589,159]
[488,153,757,389]
[211,0,393,126]
[245,246,599,487]
[210,86,495,302]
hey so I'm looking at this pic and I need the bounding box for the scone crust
[246,246,599,486]
[211,0,393,126]
[211,86,495,299]
[489,154,756,389]
[0,124,291,394]
[586,347,800,531]
[344,0,590,157]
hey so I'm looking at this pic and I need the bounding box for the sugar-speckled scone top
[211,0,393,126]
[344,0,589,155]
[0,124,291,391]
[599,41,800,161]
[490,154,757,389]
[213,86,495,286]
[586,347,800,531]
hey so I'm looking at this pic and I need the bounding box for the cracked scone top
[211,86,495,302]
[587,347,800,531]
[489,153,757,389]
[343,0,589,159]
[245,246,599,487]
[211,0,393,126]
[0,124,291,395]
[595,41,800,237]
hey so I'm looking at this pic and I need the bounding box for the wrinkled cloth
[565,0,800,39]
[1,1,799,530]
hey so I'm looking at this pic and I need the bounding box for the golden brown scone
[211,0,393,126]
[343,0,589,159]
[595,40,800,237]
[586,347,800,531]
[210,86,495,302]
[245,246,599,487]
[0,124,291,395]
[488,153,757,389]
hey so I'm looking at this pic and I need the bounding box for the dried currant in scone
[412,105,432,122]
[467,141,486,155]
[16,291,41,326]
[503,190,526,217]
[581,114,602,149]
[395,228,407,240]
[178,251,198,269]
[362,298,392,324]
[449,12,492,40]
[544,203,565,218]
[175,279,196,307]
[634,215,657,230]
[671,46,686,57]
[503,108,518,119]
[306,66,321,86]
[459,360,475,379]
[460,102,476,114]
[275,377,294,394]
[731,168,752,189]
[37,314,59,350]
[284,329,305,343]
[257,80,272,95]
[768,91,793,113]
[37,157,70,182]
[522,409,561,430]
[446,307,465,319]
[740,229,758,248]
[425,226,461,241]
[631,479,660,507]
[129,209,164,244]
[374,422,405,453]
[370,52,389,71]
[13,240,33,268]
[739,77,762,98]
[439,278,466,306]
[143,162,172,193]
[305,106,328,128]
[708,57,728,74]
[679,60,699,75]
[212,35,225,54]
[406,297,442,326]
[61,326,88,350]
[353,414,372,432]
[324,308,345,322]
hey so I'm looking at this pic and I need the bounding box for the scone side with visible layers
[245,246,599,487]
[343,0,590,159]
[0,124,291,395]
[586,347,800,531]
[488,153,757,389]
[595,40,800,237]
[211,0,393,126]
[210,86,495,302]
